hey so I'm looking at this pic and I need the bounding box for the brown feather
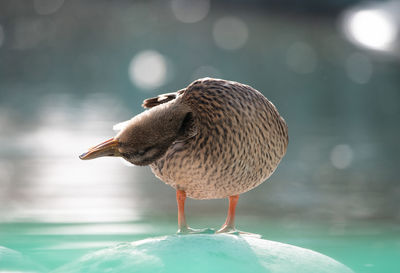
[142,89,185,109]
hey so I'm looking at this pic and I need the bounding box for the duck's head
[79,103,196,166]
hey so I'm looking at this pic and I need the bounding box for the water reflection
[26,223,154,235]
[11,160,141,223]
[0,98,144,223]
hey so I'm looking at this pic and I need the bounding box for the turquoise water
[1,217,399,272]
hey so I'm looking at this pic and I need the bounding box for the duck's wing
[142,89,185,109]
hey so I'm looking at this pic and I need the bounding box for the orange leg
[217,195,239,233]
[176,189,188,232]
[176,189,214,234]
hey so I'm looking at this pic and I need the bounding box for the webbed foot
[177,227,215,235]
[216,225,261,238]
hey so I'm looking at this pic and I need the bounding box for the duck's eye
[130,146,154,157]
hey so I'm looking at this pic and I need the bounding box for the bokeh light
[129,50,168,90]
[171,0,210,23]
[330,144,354,170]
[342,8,397,52]
[213,17,249,50]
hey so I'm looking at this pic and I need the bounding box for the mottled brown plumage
[148,78,288,199]
[80,78,288,233]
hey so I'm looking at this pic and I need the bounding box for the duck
[80,78,288,234]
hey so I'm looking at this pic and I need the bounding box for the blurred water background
[0,0,399,272]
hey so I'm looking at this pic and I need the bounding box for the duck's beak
[79,138,121,160]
